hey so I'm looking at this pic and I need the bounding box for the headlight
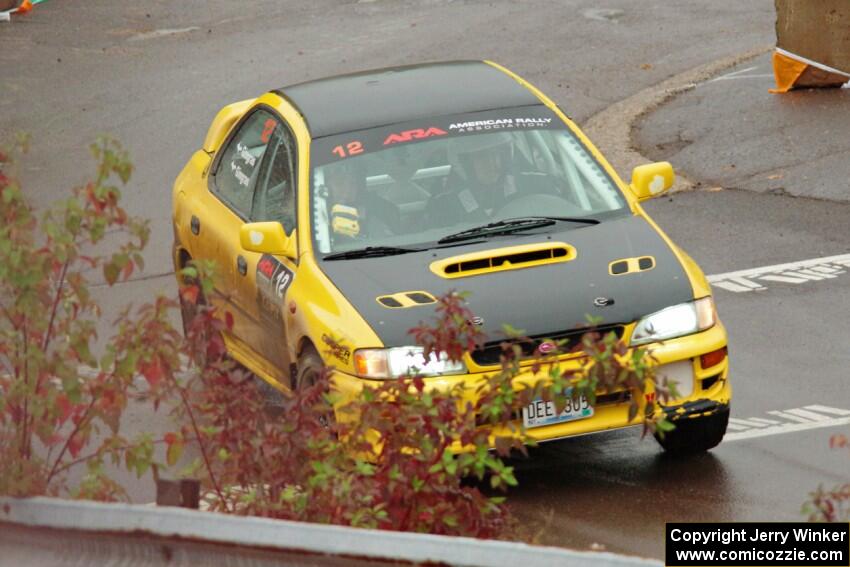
[353,347,467,379]
[630,297,716,346]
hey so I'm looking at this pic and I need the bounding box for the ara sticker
[383,127,447,145]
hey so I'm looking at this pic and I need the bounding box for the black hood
[318,215,694,347]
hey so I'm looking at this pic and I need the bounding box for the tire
[294,347,335,429]
[655,406,729,455]
[294,347,324,391]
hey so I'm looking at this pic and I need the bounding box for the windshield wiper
[437,216,599,244]
[323,246,424,261]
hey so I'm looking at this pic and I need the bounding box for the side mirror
[240,222,297,260]
[630,162,674,201]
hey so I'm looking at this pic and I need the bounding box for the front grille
[470,324,625,367]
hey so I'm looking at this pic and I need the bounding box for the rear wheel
[177,259,206,339]
[655,407,729,455]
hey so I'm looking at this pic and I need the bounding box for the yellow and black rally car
[172,61,731,454]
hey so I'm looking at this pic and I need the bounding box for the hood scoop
[377,291,437,308]
[430,242,576,279]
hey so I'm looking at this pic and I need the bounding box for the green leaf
[103,262,120,286]
[166,440,184,467]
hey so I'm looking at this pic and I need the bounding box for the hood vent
[377,291,437,309]
[430,242,576,279]
[609,256,655,276]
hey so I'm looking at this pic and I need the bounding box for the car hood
[318,214,695,347]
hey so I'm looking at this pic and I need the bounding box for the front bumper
[329,321,731,444]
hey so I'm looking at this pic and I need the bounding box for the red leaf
[140,357,163,388]
[68,434,84,458]
[121,260,134,281]
[180,285,200,305]
[225,311,234,330]
[56,394,73,425]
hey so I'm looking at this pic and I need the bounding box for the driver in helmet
[426,132,520,224]
[323,160,399,242]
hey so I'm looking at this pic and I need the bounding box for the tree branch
[177,382,229,511]
[51,438,168,477]
[46,396,97,484]
[42,259,70,352]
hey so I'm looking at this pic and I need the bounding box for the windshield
[310,106,627,255]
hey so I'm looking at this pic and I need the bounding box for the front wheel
[294,348,324,391]
[294,347,336,430]
[655,406,729,455]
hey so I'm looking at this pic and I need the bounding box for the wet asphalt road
[3,0,849,560]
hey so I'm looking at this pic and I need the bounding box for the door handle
[236,255,248,276]
[190,215,201,235]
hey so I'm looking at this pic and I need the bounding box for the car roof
[275,61,543,139]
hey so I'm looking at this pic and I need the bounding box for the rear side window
[213,109,277,217]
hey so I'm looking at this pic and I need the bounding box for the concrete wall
[1,497,662,567]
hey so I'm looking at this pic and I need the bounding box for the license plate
[522,392,594,428]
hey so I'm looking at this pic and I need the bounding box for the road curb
[0,496,662,567]
[582,46,772,193]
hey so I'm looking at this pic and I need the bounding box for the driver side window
[213,110,276,217]
[252,122,297,235]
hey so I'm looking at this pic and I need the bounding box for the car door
[200,107,278,363]
[244,119,299,376]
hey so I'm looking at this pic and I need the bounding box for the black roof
[276,61,542,138]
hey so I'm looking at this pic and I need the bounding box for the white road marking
[725,416,850,442]
[704,66,775,85]
[785,270,826,281]
[707,73,774,83]
[759,274,810,284]
[723,405,850,442]
[719,66,758,77]
[747,417,781,426]
[805,405,850,416]
[767,410,815,424]
[708,253,850,293]
[782,408,833,422]
[810,265,845,275]
[128,27,200,42]
[713,280,757,293]
[729,417,769,428]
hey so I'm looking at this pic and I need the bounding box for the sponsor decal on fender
[322,333,351,364]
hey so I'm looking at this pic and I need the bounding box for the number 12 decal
[260,118,276,143]
[332,141,364,158]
